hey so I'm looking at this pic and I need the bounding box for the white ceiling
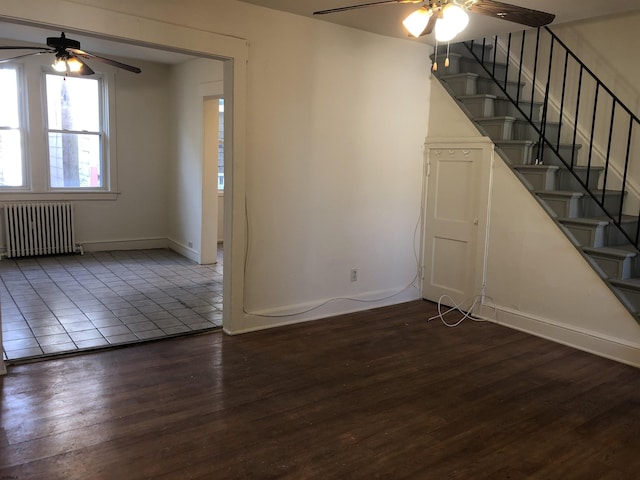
[239,0,640,44]
[1,0,639,64]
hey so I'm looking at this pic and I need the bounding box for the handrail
[464,27,640,250]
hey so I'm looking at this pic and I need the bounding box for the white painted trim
[476,303,640,368]
[81,237,169,253]
[422,136,495,303]
[167,238,200,263]
[0,0,249,335]
[226,288,421,336]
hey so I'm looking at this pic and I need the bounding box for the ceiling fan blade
[70,48,142,74]
[314,0,421,15]
[467,0,555,27]
[419,10,440,37]
[0,46,50,51]
[0,50,51,63]
[73,56,95,76]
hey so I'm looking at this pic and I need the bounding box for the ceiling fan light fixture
[434,4,470,42]
[443,3,469,32]
[402,6,432,38]
[52,56,68,73]
[434,17,457,42]
[66,57,83,73]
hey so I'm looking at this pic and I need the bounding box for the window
[45,74,103,189]
[0,66,25,187]
[218,98,224,191]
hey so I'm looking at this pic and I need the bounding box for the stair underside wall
[427,77,640,366]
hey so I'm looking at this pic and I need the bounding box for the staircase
[431,28,640,321]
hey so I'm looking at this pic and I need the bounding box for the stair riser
[495,142,536,165]
[441,75,478,96]
[611,286,640,313]
[494,99,542,122]
[514,167,557,191]
[616,222,639,247]
[582,195,625,219]
[496,140,587,170]
[476,118,515,141]
[539,193,624,220]
[459,96,495,118]
[541,145,582,167]
[476,77,524,99]
[513,123,560,143]
[556,169,601,191]
[585,253,634,280]
[539,195,582,218]
[445,42,493,60]
[563,223,606,248]
[460,58,509,82]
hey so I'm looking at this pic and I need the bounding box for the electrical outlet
[350,268,358,282]
[188,241,193,248]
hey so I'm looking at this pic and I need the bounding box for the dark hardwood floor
[2,300,640,479]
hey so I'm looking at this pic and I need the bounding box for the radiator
[3,203,78,258]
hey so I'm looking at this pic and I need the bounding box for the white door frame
[0,1,249,352]
[421,136,494,309]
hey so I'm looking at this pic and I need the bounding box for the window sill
[0,191,119,202]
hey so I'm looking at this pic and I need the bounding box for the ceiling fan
[0,32,142,75]
[314,0,555,40]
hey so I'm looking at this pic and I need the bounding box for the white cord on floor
[428,294,496,327]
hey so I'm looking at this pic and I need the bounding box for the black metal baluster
[585,83,600,191]
[600,100,616,207]
[492,35,498,77]
[557,50,569,150]
[621,117,633,227]
[517,31,525,107]
[505,33,512,90]
[571,66,583,170]
[537,35,554,165]
[530,28,541,122]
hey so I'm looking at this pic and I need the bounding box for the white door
[422,139,493,307]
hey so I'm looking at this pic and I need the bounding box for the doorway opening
[0,15,247,367]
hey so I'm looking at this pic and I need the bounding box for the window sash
[45,73,106,191]
[0,66,26,189]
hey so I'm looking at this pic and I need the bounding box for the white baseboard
[225,286,421,335]
[476,303,640,368]
[167,238,199,263]
[80,237,169,253]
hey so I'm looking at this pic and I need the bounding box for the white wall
[169,57,224,262]
[77,60,174,250]
[0,0,431,333]
[551,11,640,114]
[0,44,174,252]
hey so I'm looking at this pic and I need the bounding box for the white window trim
[0,63,29,192]
[0,64,119,201]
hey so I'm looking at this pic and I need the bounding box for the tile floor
[1,247,223,362]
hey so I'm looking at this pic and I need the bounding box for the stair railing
[464,27,640,251]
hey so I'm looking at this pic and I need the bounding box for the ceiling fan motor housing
[46,34,81,51]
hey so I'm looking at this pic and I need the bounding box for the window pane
[46,75,100,131]
[218,98,224,190]
[0,130,23,186]
[0,68,19,127]
[0,67,24,187]
[49,132,101,188]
